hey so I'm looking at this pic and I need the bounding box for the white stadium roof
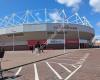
[0,9,93,28]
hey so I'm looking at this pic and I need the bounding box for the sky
[0,0,100,37]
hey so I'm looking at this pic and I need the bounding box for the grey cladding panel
[23,24,47,32]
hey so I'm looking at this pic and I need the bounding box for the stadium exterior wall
[0,23,95,50]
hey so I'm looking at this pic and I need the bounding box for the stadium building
[0,9,95,50]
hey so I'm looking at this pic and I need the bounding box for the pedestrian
[29,46,33,53]
[0,47,5,58]
[35,41,41,54]
[40,44,44,53]
[40,43,46,53]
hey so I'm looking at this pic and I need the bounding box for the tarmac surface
[0,48,100,80]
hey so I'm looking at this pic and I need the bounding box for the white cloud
[89,0,100,13]
[49,11,62,22]
[56,0,82,12]
[56,0,66,4]
[96,22,100,27]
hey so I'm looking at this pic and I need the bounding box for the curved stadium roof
[0,9,93,28]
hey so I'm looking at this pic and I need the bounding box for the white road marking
[34,63,39,80]
[48,61,77,69]
[57,52,72,58]
[76,53,90,65]
[64,65,82,80]
[46,62,63,80]
[52,58,77,61]
[58,63,72,73]
[71,64,77,68]
[15,67,22,76]
[48,61,73,65]
[64,53,89,80]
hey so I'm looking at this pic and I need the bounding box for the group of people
[30,41,46,54]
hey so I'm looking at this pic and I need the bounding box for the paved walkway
[1,48,100,80]
[1,50,73,70]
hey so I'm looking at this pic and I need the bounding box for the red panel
[27,39,47,46]
[66,39,79,44]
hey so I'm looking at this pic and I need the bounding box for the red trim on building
[27,39,47,46]
[65,39,79,44]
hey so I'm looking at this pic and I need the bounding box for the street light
[12,30,16,51]
[62,10,66,53]
[63,22,66,53]
[77,29,80,49]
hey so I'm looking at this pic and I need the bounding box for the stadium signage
[53,25,77,30]
[47,24,94,34]
[48,24,78,32]
[47,39,64,44]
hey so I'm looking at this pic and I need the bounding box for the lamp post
[63,22,66,53]
[12,30,16,51]
[62,10,66,53]
[77,29,80,49]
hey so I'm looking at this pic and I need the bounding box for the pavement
[0,48,100,80]
[2,49,72,70]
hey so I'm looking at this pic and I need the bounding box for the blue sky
[0,0,100,36]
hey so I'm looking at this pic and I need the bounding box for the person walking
[40,44,44,53]
[35,41,41,54]
[0,47,5,58]
[40,43,46,53]
[29,46,33,53]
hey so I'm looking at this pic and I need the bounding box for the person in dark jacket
[29,46,34,53]
[40,44,46,53]
[0,47,5,58]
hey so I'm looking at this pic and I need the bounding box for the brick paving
[0,48,100,80]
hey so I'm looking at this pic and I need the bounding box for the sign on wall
[47,39,64,44]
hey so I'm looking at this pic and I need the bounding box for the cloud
[56,0,82,12]
[89,0,100,13]
[49,11,62,22]
[96,22,100,27]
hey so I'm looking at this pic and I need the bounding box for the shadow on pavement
[0,75,21,80]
